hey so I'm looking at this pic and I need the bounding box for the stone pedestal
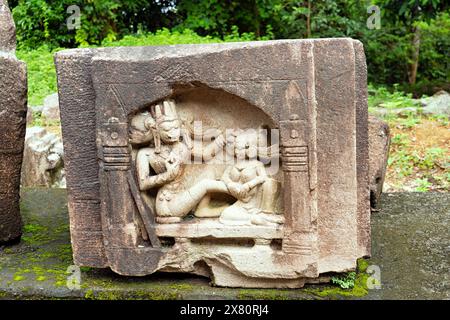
[0,0,27,243]
[55,39,370,287]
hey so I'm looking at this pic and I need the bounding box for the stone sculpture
[0,0,27,243]
[132,100,282,227]
[55,39,370,287]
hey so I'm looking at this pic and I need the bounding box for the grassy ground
[368,85,449,192]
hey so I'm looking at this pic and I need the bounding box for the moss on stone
[304,258,370,299]
[36,275,47,282]
[13,274,25,281]
[237,289,291,300]
[357,257,369,273]
[2,248,14,254]
[168,283,193,291]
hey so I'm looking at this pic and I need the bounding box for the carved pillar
[0,0,27,243]
[97,85,162,275]
[280,42,318,273]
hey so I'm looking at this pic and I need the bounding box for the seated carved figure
[219,129,284,226]
[133,99,283,225]
[135,100,228,223]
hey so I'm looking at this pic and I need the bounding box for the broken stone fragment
[368,115,390,209]
[42,93,60,122]
[21,127,66,188]
[0,0,26,243]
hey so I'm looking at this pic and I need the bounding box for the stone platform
[0,188,448,300]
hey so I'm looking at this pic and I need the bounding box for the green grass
[369,84,449,192]
[368,84,423,110]
[16,46,59,106]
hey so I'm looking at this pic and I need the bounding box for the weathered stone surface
[0,0,26,243]
[421,90,450,117]
[26,106,33,125]
[21,127,66,188]
[54,39,370,287]
[42,93,60,122]
[368,116,390,209]
[0,0,15,52]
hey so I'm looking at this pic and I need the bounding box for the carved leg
[156,179,229,221]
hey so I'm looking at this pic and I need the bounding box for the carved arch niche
[126,84,284,242]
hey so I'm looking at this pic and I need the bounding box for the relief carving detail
[131,99,283,226]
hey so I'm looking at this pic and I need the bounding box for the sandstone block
[55,39,370,287]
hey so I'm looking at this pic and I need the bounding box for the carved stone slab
[0,0,27,243]
[55,39,370,288]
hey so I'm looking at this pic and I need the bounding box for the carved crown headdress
[144,99,191,153]
[152,100,179,126]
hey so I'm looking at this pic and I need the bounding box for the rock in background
[0,0,27,243]
[368,116,390,209]
[41,93,60,123]
[26,105,44,126]
[21,127,66,188]
[21,92,65,188]
[421,90,450,117]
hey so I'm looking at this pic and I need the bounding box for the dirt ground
[384,117,449,192]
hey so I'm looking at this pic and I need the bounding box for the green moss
[55,244,73,265]
[2,248,14,254]
[304,258,370,299]
[168,283,193,291]
[357,258,369,273]
[80,267,93,272]
[84,289,95,300]
[133,289,179,300]
[88,290,121,300]
[237,289,290,300]
[21,224,52,245]
[13,274,26,281]
[331,272,356,289]
[83,288,179,300]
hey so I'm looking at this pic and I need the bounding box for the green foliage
[10,0,450,96]
[101,28,222,47]
[331,272,356,289]
[16,46,59,106]
[414,178,432,192]
[415,12,450,84]
[12,0,76,49]
[417,148,446,170]
[389,139,448,181]
[175,0,277,38]
[368,84,421,109]
[12,0,179,49]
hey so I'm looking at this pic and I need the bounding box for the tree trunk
[306,0,311,38]
[254,0,261,38]
[408,26,421,85]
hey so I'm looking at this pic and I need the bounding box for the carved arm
[243,164,267,191]
[136,149,180,191]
